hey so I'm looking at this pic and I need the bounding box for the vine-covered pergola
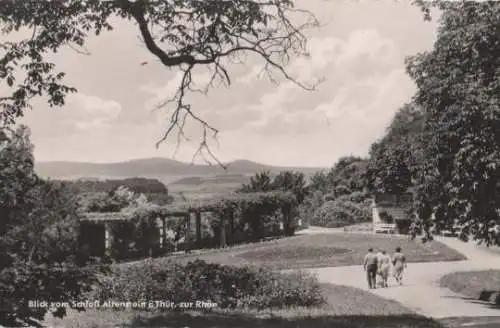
[80,191,297,257]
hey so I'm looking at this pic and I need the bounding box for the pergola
[80,191,297,255]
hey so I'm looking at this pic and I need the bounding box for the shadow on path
[124,312,443,328]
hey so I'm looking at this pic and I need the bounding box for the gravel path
[304,236,500,319]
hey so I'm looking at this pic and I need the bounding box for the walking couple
[363,247,406,289]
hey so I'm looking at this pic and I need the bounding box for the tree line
[366,2,500,245]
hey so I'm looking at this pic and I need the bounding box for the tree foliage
[297,157,371,228]
[78,185,149,213]
[0,126,105,327]
[66,178,169,195]
[0,125,37,235]
[367,103,425,194]
[273,170,308,203]
[240,170,274,193]
[241,170,307,203]
[308,156,369,194]
[69,178,173,207]
[310,196,371,228]
[407,1,500,245]
[0,0,318,162]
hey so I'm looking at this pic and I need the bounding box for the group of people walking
[363,247,406,289]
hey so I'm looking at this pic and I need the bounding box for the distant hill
[35,158,325,180]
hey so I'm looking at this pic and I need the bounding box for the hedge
[91,259,325,310]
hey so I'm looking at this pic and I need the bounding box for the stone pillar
[161,217,166,249]
[228,210,234,245]
[220,216,227,248]
[158,217,163,248]
[281,204,291,236]
[195,211,202,249]
[185,213,191,252]
[104,222,111,254]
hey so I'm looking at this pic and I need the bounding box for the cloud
[242,29,408,134]
[20,93,122,140]
[236,64,267,84]
[24,0,436,165]
[209,69,415,167]
[139,28,405,142]
[141,71,208,110]
[253,67,414,140]
[142,65,267,134]
[63,94,122,131]
[136,27,413,162]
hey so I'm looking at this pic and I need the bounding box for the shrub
[67,178,169,195]
[310,198,372,228]
[333,184,352,197]
[297,191,324,226]
[0,127,107,326]
[336,191,370,203]
[93,259,325,310]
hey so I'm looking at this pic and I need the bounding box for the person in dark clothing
[363,247,378,289]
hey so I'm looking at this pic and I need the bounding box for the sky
[15,0,438,167]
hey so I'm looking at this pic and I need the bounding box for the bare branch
[119,0,320,166]
[66,42,91,56]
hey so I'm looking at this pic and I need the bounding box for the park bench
[374,223,397,234]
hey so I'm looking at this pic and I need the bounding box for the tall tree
[308,170,332,194]
[329,156,369,193]
[306,157,368,197]
[240,170,274,192]
[407,1,500,245]
[367,103,425,194]
[0,126,104,326]
[0,125,38,235]
[272,170,307,203]
[0,0,318,162]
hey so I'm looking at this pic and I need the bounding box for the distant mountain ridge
[35,157,325,179]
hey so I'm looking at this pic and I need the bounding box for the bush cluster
[309,192,372,228]
[93,259,325,310]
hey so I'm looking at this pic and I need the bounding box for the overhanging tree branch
[120,0,320,164]
[0,0,320,166]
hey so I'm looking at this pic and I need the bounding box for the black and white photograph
[1,0,500,327]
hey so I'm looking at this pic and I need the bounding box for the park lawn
[440,270,500,299]
[44,283,444,328]
[145,233,466,270]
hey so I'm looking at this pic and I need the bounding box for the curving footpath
[305,235,500,319]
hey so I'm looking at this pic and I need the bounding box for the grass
[44,283,444,328]
[440,270,500,300]
[343,222,374,232]
[146,232,466,270]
